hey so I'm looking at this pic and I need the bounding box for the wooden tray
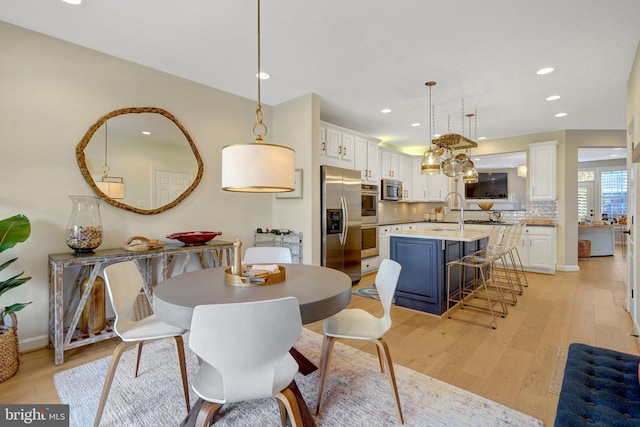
[225,265,286,287]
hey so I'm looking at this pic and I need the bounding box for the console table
[48,241,234,365]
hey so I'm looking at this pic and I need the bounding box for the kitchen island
[389,226,491,316]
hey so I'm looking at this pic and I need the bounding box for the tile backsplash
[378,200,559,224]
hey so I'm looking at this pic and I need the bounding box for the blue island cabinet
[390,236,487,315]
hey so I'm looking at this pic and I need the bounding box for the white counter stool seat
[95,261,190,427]
[316,259,404,424]
[243,246,292,264]
[188,297,304,427]
[446,226,508,329]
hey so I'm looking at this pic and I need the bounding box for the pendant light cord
[102,120,110,178]
[253,0,267,142]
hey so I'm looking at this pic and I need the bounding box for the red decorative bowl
[166,231,222,246]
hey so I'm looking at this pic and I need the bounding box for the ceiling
[3,0,640,153]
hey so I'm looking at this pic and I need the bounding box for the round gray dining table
[153,264,352,330]
[152,264,352,427]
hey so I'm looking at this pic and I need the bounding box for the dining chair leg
[193,401,223,427]
[133,342,143,378]
[376,344,385,373]
[276,385,304,427]
[172,335,191,412]
[277,399,287,426]
[375,338,404,424]
[94,341,136,427]
[315,335,336,416]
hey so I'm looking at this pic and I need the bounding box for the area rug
[548,347,568,395]
[352,284,380,300]
[54,329,543,427]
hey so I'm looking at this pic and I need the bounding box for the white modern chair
[95,261,190,427]
[316,258,404,424]
[243,246,292,264]
[188,297,305,427]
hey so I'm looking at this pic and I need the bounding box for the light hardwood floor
[1,247,637,426]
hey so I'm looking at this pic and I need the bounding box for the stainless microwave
[381,179,402,201]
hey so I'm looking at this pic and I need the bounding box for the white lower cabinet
[518,226,557,274]
[361,255,380,275]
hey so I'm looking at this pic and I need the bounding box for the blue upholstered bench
[555,343,640,426]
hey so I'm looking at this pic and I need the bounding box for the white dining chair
[243,246,292,264]
[188,297,305,426]
[95,261,190,427]
[316,258,404,424]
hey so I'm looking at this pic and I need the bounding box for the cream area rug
[54,329,543,427]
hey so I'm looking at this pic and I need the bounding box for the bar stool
[487,225,520,306]
[446,226,508,329]
[504,222,529,291]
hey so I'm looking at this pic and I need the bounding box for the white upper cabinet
[380,149,400,180]
[320,123,356,168]
[528,141,558,201]
[354,136,380,183]
[426,173,448,201]
[411,157,428,201]
[397,154,412,200]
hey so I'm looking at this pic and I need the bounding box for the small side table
[48,241,233,365]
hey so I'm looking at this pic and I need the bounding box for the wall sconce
[517,164,527,178]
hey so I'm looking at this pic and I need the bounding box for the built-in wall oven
[361,184,379,225]
[361,184,379,258]
[361,224,379,258]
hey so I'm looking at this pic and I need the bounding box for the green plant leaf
[0,273,31,298]
[3,302,31,315]
[0,258,17,273]
[0,215,31,254]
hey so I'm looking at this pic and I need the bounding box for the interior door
[627,117,637,326]
[578,182,595,221]
[154,169,192,209]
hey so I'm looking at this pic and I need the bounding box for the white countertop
[388,227,491,242]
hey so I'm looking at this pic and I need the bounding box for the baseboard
[556,264,579,272]
[19,334,48,352]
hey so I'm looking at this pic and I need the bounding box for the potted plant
[0,214,31,382]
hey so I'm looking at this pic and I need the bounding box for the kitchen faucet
[444,192,464,232]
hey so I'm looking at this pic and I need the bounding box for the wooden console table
[48,241,233,365]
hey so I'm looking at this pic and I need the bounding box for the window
[600,169,627,221]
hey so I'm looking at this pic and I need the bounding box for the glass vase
[66,196,103,255]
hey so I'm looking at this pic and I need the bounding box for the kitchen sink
[428,228,459,232]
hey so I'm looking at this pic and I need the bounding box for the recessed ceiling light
[411,123,421,127]
[141,131,152,135]
[537,67,554,75]
[62,0,82,4]
[380,108,392,114]
[256,72,270,79]
[555,112,567,118]
[477,136,487,140]
[546,95,561,101]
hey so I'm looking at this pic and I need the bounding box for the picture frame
[276,168,303,199]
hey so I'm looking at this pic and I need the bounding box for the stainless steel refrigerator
[321,165,362,285]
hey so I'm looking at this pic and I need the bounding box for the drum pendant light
[421,81,441,175]
[221,0,295,192]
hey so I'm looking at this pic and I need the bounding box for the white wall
[0,22,293,349]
